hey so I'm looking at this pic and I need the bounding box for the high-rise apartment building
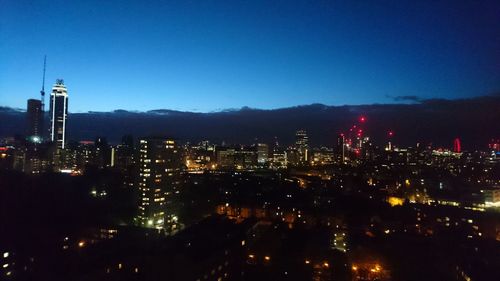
[49,79,68,149]
[137,137,181,231]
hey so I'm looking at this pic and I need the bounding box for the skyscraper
[137,137,182,231]
[26,99,43,142]
[49,79,68,149]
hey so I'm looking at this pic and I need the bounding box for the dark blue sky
[1,0,499,112]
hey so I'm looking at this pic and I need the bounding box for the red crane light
[453,138,461,153]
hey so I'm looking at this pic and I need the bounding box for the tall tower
[27,99,43,142]
[137,137,181,231]
[49,79,68,149]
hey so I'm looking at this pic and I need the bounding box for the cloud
[0,106,24,113]
[386,95,422,103]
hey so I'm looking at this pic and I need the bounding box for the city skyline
[1,1,499,112]
[1,2,499,280]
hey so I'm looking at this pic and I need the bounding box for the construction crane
[39,55,47,141]
[40,55,46,113]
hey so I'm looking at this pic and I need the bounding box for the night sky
[1,0,499,112]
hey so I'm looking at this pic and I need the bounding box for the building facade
[137,137,182,231]
[256,143,269,165]
[26,99,43,142]
[49,79,68,150]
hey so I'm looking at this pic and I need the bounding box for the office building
[311,147,335,166]
[49,79,68,149]
[216,146,257,170]
[271,148,287,169]
[256,143,269,165]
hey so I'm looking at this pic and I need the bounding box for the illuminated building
[311,147,334,166]
[386,130,394,151]
[387,196,404,207]
[295,130,309,164]
[185,140,216,170]
[483,188,500,206]
[337,134,346,162]
[72,141,95,170]
[137,137,181,231]
[0,146,16,170]
[23,142,52,174]
[488,139,500,152]
[256,143,269,165]
[26,99,43,142]
[271,148,287,169]
[236,148,257,169]
[216,146,258,170]
[351,262,390,281]
[24,98,53,173]
[25,99,45,173]
[49,79,68,150]
[286,148,300,166]
[217,147,236,168]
